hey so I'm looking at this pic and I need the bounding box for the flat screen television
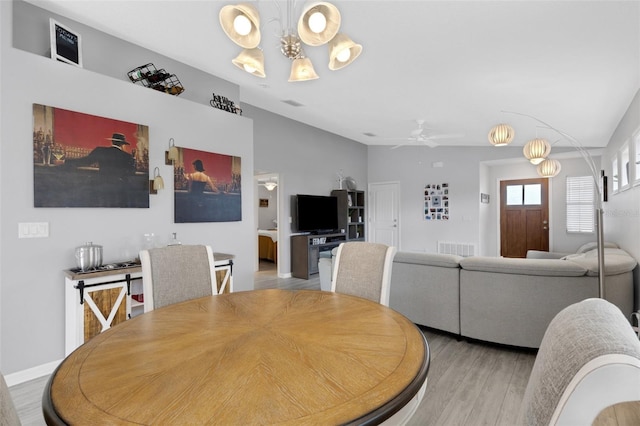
[296,194,339,233]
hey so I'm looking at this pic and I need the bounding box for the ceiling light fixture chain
[220,0,362,82]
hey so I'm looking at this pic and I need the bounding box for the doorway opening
[255,173,280,274]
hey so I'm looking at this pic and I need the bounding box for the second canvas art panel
[173,147,241,223]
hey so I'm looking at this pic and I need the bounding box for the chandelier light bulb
[336,48,351,62]
[244,64,257,73]
[308,11,327,33]
[233,14,252,36]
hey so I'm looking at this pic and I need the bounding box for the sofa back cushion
[459,256,587,277]
[393,251,462,268]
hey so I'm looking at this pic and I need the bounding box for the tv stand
[291,233,346,279]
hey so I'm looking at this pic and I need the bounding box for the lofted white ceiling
[28,0,640,149]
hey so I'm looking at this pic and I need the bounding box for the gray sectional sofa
[389,244,637,348]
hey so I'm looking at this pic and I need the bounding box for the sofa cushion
[576,241,619,254]
[393,251,462,268]
[563,248,638,276]
[459,256,587,277]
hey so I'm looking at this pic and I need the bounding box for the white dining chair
[331,242,397,306]
[139,244,218,312]
[1,372,21,425]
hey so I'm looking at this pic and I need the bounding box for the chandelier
[536,158,562,177]
[219,1,362,82]
[523,138,551,165]
[487,124,515,146]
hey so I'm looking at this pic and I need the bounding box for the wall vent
[437,241,476,257]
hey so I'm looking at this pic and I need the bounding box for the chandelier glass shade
[328,33,362,70]
[232,48,266,78]
[219,1,361,81]
[488,124,515,146]
[536,158,562,178]
[289,57,319,82]
[523,138,551,165]
[298,2,341,46]
[219,3,262,49]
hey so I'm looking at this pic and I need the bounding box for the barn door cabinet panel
[64,267,143,356]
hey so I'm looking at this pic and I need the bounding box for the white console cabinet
[64,253,234,355]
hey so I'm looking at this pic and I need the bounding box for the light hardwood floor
[9,261,640,425]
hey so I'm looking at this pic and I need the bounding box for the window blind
[566,176,594,233]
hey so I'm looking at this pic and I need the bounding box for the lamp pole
[504,111,605,298]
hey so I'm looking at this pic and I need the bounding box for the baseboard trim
[279,272,292,278]
[5,359,61,387]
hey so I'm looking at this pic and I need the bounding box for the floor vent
[437,241,476,257]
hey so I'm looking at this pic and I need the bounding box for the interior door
[500,178,549,258]
[368,182,400,247]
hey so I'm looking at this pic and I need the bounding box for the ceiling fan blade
[421,140,439,148]
[425,133,465,139]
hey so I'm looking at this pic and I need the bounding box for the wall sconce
[150,167,164,194]
[165,138,179,165]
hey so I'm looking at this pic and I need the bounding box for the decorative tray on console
[68,260,141,275]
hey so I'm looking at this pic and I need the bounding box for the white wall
[1,1,254,375]
[368,145,599,255]
[244,104,368,276]
[602,89,640,309]
[368,145,520,253]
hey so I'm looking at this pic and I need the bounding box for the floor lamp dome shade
[537,158,562,177]
[289,57,319,82]
[328,33,362,70]
[488,123,515,146]
[232,48,266,77]
[298,2,341,46]
[219,3,261,49]
[523,138,551,164]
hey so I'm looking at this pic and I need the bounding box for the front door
[500,178,549,258]
[369,182,400,247]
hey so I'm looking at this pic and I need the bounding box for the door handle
[543,226,548,230]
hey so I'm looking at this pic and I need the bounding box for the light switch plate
[18,222,49,238]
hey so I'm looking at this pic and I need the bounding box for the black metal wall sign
[210,93,242,115]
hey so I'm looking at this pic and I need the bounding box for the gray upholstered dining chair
[330,242,397,306]
[139,244,218,312]
[517,298,640,425]
[1,372,21,426]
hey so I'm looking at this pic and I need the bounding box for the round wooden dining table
[43,289,429,425]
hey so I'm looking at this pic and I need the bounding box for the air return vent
[437,241,476,257]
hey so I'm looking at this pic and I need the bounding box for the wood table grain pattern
[44,289,429,425]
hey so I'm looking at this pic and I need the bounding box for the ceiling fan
[386,119,464,149]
